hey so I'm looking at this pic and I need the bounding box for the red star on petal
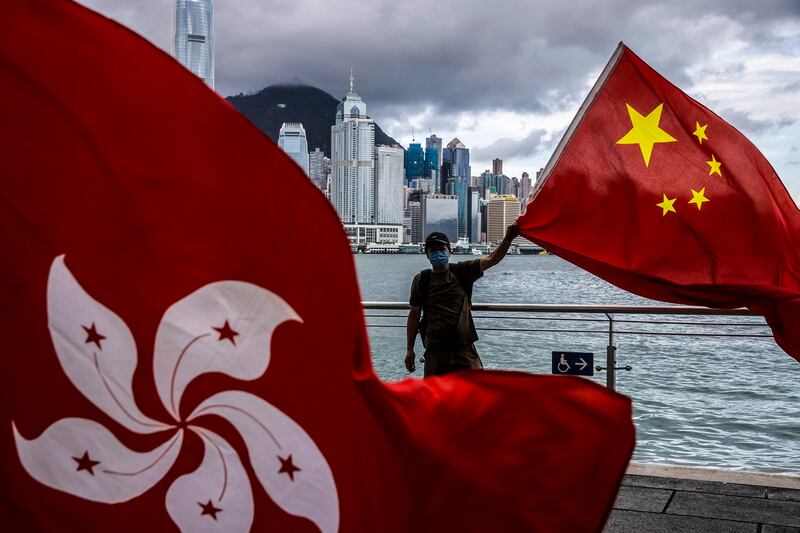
[277,454,301,481]
[73,451,101,475]
[82,323,106,350]
[212,320,239,345]
[198,499,222,520]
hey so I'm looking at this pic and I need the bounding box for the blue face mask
[428,250,449,269]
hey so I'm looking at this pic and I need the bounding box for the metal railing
[362,302,771,391]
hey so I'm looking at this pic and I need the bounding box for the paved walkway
[605,464,800,532]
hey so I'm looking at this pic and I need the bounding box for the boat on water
[399,244,423,254]
[361,243,424,254]
[518,241,546,255]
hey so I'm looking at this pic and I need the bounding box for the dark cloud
[78,0,800,123]
[472,129,548,161]
[716,108,797,134]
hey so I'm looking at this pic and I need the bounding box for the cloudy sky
[80,0,800,202]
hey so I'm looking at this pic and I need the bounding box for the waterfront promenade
[607,464,800,532]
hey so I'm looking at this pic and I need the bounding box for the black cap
[424,232,450,251]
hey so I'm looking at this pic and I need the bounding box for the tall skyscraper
[492,158,503,176]
[309,148,328,189]
[331,72,375,224]
[442,138,470,193]
[409,200,424,243]
[487,194,521,243]
[466,187,481,243]
[174,0,214,89]
[278,123,309,175]
[520,171,532,206]
[375,145,405,224]
[452,176,469,241]
[425,134,443,188]
[405,143,425,182]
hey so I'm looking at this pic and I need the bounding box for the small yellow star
[616,103,677,167]
[688,187,710,210]
[693,122,708,144]
[707,154,722,176]
[656,194,677,216]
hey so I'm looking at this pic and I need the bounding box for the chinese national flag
[0,1,634,531]
[520,43,800,363]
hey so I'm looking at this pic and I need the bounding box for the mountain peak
[226,84,399,156]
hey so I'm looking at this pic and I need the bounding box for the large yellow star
[656,194,677,216]
[688,187,710,210]
[616,103,677,167]
[707,154,722,176]
[693,122,708,144]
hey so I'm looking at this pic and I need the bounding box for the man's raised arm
[480,222,519,272]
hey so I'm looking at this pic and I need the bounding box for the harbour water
[356,254,800,474]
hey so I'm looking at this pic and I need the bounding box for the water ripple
[357,254,800,473]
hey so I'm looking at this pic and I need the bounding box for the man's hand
[405,349,416,373]
[504,221,519,243]
[480,220,520,272]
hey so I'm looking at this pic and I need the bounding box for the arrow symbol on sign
[577,358,588,371]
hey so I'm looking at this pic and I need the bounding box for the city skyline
[79,0,800,203]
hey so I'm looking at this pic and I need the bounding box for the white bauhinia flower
[12,255,340,532]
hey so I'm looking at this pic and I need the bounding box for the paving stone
[622,474,766,498]
[613,486,673,513]
[666,492,800,528]
[762,525,800,533]
[604,509,756,533]
[768,487,800,502]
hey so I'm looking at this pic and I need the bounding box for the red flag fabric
[0,1,634,531]
[519,43,800,363]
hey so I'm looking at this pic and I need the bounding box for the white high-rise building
[174,0,214,89]
[331,72,376,224]
[375,145,405,224]
[278,123,310,175]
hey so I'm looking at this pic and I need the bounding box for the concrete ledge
[627,462,800,490]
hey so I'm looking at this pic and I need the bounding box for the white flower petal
[13,418,182,503]
[165,427,253,532]
[153,281,301,420]
[190,391,339,533]
[47,256,171,432]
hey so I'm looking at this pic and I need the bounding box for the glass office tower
[405,143,425,183]
[424,194,459,243]
[442,137,470,194]
[278,123,310,175]
[452,176,468,241]
[375,145,405,224]
[174,0,214,89]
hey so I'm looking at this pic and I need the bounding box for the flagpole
[526,41,627,208]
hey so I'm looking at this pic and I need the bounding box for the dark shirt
[409,259,483,348]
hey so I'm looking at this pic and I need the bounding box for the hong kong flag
[520,43,800,363]
[1,1,634,531]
